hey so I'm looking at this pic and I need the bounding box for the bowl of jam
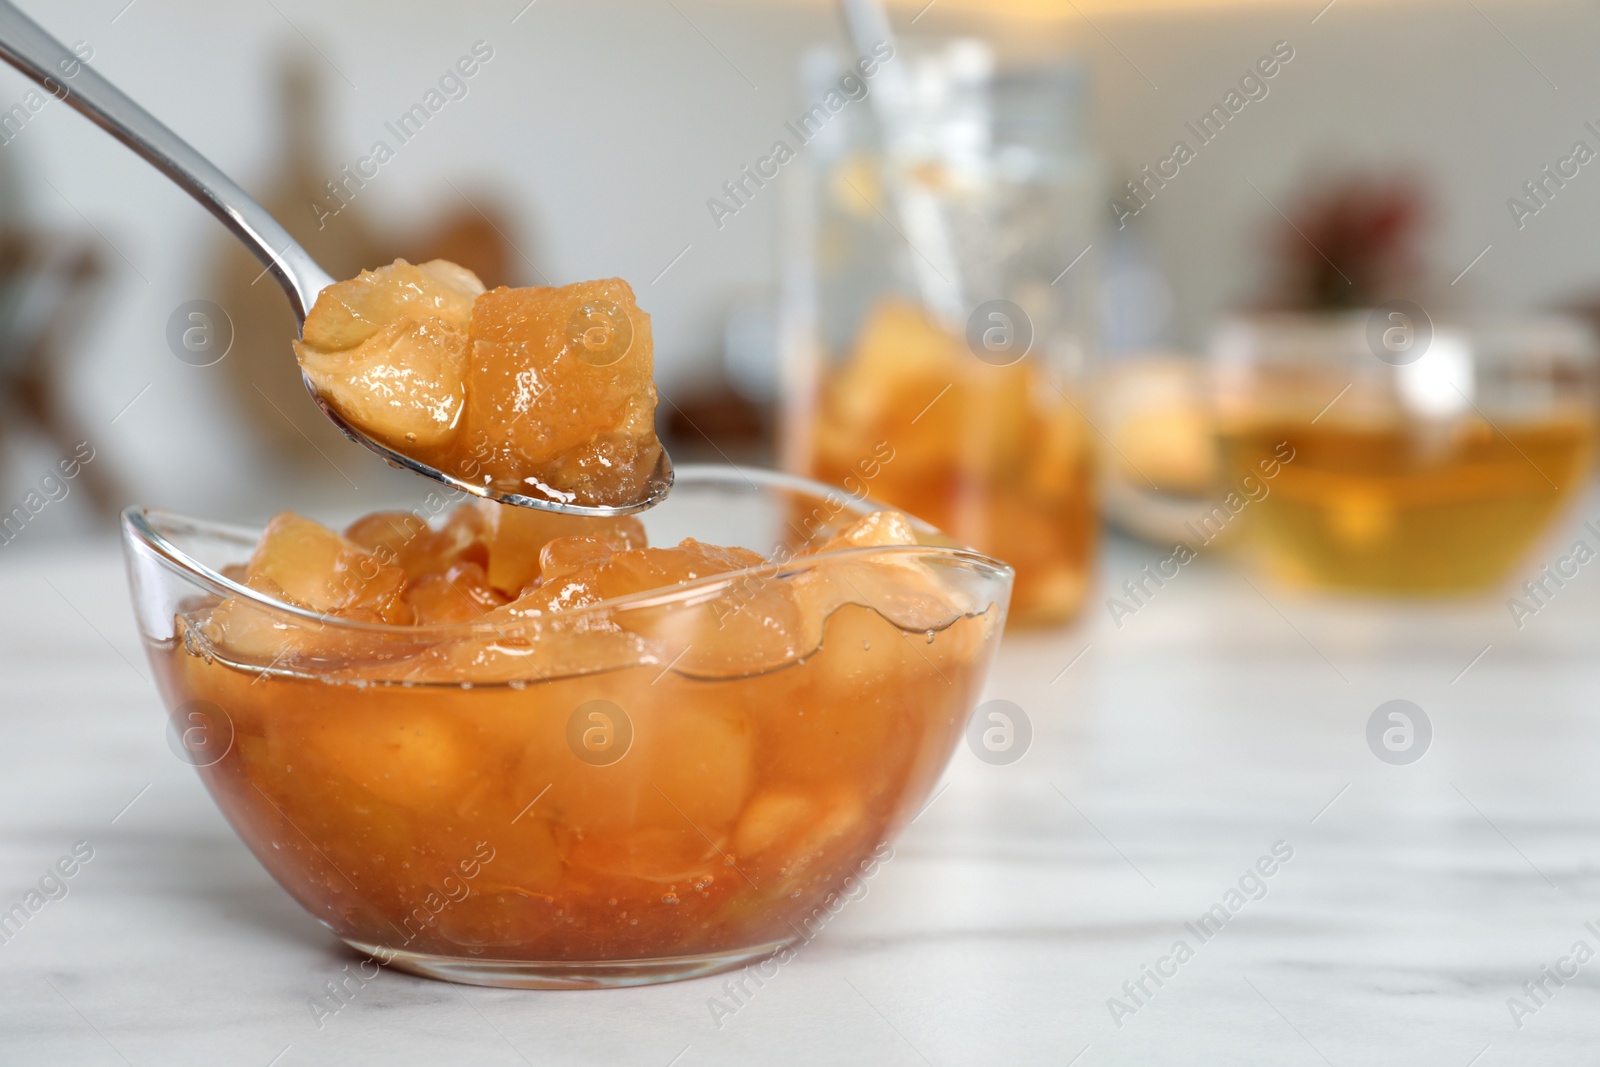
[123,467,1011,987]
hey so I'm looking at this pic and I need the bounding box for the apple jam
[295,260,661,509]
[155,500,1002,962]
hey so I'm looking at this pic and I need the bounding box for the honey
[1218,415,1595,592]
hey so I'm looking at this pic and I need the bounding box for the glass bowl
[121,466,1012,988]
[1210,312,1599,594]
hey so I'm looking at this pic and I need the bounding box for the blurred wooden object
[410,204,518,291]
[660,380,773,467]
[212,54,387,468]
[0,231,118,516]
[211,53,524,476]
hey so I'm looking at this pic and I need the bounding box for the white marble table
[4,517,1600,1066]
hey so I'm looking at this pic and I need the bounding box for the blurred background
[4,0,1599,621]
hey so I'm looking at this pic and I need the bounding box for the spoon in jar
[0,1,673,517]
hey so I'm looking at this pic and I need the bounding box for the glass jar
[780,40,1099,628]
[1210,311,1599,593]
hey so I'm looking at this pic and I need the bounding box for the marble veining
[4,520,1600,1064]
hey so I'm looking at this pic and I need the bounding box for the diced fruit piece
[297,319,468,449]
[431,890,562,950]
[345,505,491,582]
[246,512,409,622]
[450,786,564,895]
[501,537,806,677]
[500,537,758,615]
[816,510,919,552]
[404,561,509,625]
[763,605,912,779]
[538,535,623,581]
[411,504,493,577]
[301,258,482,352]
[416,259,489,311]
[822,300,962,456]
[398,619,654,685]
[844,298,962,387]
[795,557,956,638]
[559,827,719,886]
[483,830,564,898]
[504,570,608,618]
[793,510,958,638]
[733,787,864,867]
[297,708,468,811]
[732,790,815,858]
[461,279,661,507]
[594,539,765,601]
[399,536,797,682]
[295,259,485,451]
[813,295,1031,493]
[477,499,645,595]
[531,703,755,882]
[808,600,909,689]
[198,581,408,669]
[198,588,296,663]
[343,510,429,566]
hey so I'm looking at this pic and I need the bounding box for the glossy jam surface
[803,301,1094,627]
[158,502,999,962]
[296,260,661,508]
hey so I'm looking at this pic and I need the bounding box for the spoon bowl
[309,379,675,516]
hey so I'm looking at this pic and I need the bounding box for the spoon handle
[0,1,333,321]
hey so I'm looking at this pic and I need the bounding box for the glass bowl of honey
[121,467,1011,988]
[1211,312,1598,593]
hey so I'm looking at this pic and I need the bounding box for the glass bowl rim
[1210,309,1600,367]
[121,464,1014,637]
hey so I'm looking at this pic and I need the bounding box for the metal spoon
[0,1,672,517]
[836,0,966,330]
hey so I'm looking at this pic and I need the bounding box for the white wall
[1076,0,1600,343]
[1,0,1595,529]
